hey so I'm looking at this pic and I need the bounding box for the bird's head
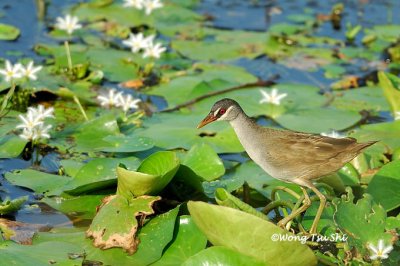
[197,98,242,128]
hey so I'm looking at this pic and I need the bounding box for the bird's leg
[277,187,311,229]
[307,184,326,235]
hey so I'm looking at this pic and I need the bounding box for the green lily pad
[64,157,140,195]
[152,215,207,266]
[378,71,400,113]
[0,135,27,158]
[35,206,179,265]
[215,188,268,220]
[86,195,160,254]
[73,114,120,152]
[182,143,225,181]
[42,195,104,219]
[5,169,72,196]
[98,135,154,153]
[182,246,265,266]
[366,160,400,211]
[0,23,20,40]
[275,108,362,133]
[0,196,28,215]
[116,151,180,198]
[188,201,317,265]
[0,241,83,265]
[332,188,392,256]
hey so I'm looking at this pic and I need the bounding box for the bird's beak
[197,113,217,129]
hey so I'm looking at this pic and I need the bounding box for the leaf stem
[160,75,279,113]
[64,40,73,71]
[73,95,89,121]
[0,81,16,118]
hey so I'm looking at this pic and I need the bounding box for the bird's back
[256,128,376,181]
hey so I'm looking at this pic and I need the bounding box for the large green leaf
[182,246,265,266]
[64,157,140,195]
[0,135,28,158]
[378,71,400,113]
[152,215,207,266]
[116,151,180,198]
[87,195,160,254]
[35,206,179,265]
[332,188,392,256]
[182,143,225,181]
[366,160,400,211]
[5,170,71,196]
[42,195,104,219]
[0,241,83,265]
[188,201,317,265]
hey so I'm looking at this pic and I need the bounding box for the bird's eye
[219,109,226,115]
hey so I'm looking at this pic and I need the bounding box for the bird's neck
[229,112,260,145]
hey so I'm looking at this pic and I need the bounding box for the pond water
[0,0,398,228]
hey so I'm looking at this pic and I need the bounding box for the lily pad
[86,195,160,254]
[116,151,180,198]
[182,143,225,181]
[332,188,392,256]
[182,246,265,266]
[0,135,27,158]
[366,160,400,211]
[64,157,140,195]
[188,201,317,265]
[42,195,104,219]
[152,215,207,266]
[5,169,72,196]
[0,23,20,40]
[98,135,154,153]
[0,241,83,265]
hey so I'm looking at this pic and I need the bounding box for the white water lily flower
[142,42,166,58]
[394,111,400,120]
[32,124,52,140]
[123,0,144,9]
[143,0,163,15]
[55,14,82,34]
[20,61,43,81]
[17,111,43,130]
[259,88,287,105]
[122,33,154,53]
[97,89,123,108]
[368,239,393,260]
[117,94,141,112]
[27,105,54,120]
[0,60,22,82]
[321,130,345,139]
[17,105,54,141]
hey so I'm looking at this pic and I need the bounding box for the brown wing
[265,131,366,180]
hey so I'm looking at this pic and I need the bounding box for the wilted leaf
[0,196,27,215]
[86,195,160,254]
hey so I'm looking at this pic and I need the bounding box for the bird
[197,98,376,234]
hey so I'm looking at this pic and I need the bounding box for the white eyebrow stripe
[217,106,233,120]
[214,108,220,117]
